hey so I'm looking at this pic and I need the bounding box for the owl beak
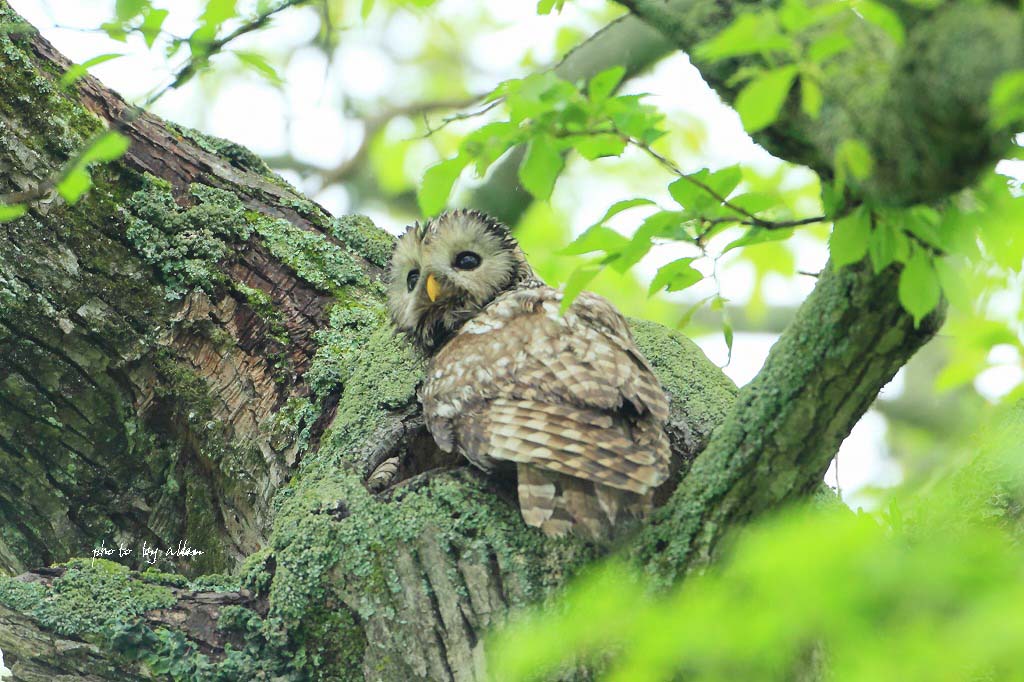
[425,274,443,302]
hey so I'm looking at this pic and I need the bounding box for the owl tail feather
[516,464,652,541]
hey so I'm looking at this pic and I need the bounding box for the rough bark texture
[0,5,736,679]
[0,0,1003,677]
[630,261,943,582]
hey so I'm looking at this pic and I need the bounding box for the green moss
[166,122,282,181]
[216,604,262,634]
[138,567,190,588]
[331,214,397,268]
[0,19,98,159]
[250,214,366,294]
[233,281,289,344]
[628,318,738,445]
[126,176,251,300]
[189,572,244,592]
[0,559,175,638]
[267,395,319,455]
[305,302,402,399]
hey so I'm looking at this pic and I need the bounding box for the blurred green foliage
[489,407,1024,681]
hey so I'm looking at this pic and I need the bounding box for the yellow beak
[425,274,443,302]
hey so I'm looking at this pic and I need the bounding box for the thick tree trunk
[0,6,736,679]
[0,0,962,679]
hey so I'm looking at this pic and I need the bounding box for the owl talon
[366,456,400,493]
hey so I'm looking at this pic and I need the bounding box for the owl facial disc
[387,209,541,354]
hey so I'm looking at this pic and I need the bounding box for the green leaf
[191,0,238,56]
[800,76,823,119]
[821,181,844,218]
[829,206,871,268]
[80,131,132,165]
[726,192,777,215]
[835,138,874,182]
[519,135,564,200]
[606,95,665,144]
[722,226,794,253]
[933,258,971,310]
[0,204,27,222]
[569,134,627,160]
[57,169,93,204]
[588,66,626,104]
[807,32,852,63]
[537,0,566,14]
[735,65,799,133]
[586,198,657,229]
[115,0,150,22]
[777,0,811,32]
[361,0,375,20]
[501,72,575,123]
[101,21,129,42]
[867,219,909,273]
[234,51,283,86]
[610,211,687,273]
[649,258,703,294]
[898,248,941,325]
[990,70,1024,129]
[901,206,944,249]
[722,317,734,364]
[703,165,743,200]
[855,0,905,46]
[696,13,793,62]
[560,264,601,312]
[561,226,630,256]
[139,9,169,48]
[56,132,131,205]
[461,122,520,175]
[669,166,741,215]
[676,295,715,329]
[61,53,124,87]
[418,156,468,217]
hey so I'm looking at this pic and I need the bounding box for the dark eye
[453,251,481,270]
[406,269,419,292]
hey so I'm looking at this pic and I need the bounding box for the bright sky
[14,0,1012,508]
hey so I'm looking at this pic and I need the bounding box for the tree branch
[631,258,944,582]
[615,0,1024,205]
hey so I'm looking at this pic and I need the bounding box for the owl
[387,209,671,539]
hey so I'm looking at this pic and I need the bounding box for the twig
[143,0,312,108]
[421,98,502,137]
[263,96,483,187]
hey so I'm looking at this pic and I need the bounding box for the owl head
[387,209,538,354]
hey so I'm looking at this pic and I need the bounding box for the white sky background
[13,0,1016,508]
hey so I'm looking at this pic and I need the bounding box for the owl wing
[421,287,671,496]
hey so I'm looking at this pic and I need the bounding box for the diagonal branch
[632,257,945,583]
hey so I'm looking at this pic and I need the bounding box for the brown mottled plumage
[387,209,670,538]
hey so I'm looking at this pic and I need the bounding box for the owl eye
[453,251,481,270]
[407,269,420,292]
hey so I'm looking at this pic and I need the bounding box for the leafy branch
[143,0,312,107]
[0,0,311,219]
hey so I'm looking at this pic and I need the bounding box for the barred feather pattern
[420,286,671,539]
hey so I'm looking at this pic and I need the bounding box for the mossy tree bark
[1,0,1006,677]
